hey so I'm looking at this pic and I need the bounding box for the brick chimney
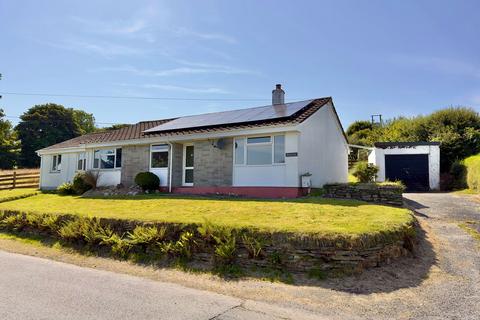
[272,84,285,105]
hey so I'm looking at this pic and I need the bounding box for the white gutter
[167,141,173,193]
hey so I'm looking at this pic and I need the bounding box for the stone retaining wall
[0,210,414,275]
[323,183,404,206]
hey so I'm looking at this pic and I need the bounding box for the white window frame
[233,135,286,167]
[51,154,62,173]
[93,148,122,170]
[77,152,86,171]
[149,144,169,169]
[182,143,194,186]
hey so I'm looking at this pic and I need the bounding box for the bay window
[234,135,286,165]
[93,148,122,169]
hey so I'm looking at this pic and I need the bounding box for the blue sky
[1,0,479,128]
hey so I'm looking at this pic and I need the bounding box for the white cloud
[115,83,229,94]
[391,54,480,78]
[45,39,146,57]
[94,62,259,77]
[174,27,237,44]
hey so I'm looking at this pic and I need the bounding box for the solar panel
[143,99,314,133]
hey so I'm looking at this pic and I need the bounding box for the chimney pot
[272,83,285,105]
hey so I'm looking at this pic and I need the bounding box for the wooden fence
[0,170,40,190]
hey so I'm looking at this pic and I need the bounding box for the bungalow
[37,85,349,197]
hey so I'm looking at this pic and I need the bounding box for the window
[274,135,285,163]
[151,144,169,168]
[234,138,245,165]
[77,152,86,170]
[93,148,122,169]
[51,154,62,172]
[234,135,286,166]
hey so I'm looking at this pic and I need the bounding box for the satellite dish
[213,138,225,149]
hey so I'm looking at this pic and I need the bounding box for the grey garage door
[385,154,429,192]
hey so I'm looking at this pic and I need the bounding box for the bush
[72,172,93,195]
[57,182,75,195]
[134,172,160,191]
[83,170,101,189]
[464,154,480,191]
[449,160,467,190]
[352,162,379,183]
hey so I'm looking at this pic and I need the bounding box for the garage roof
[374,142,440,149]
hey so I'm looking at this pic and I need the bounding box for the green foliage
[57,216,113,245]
[134,172,160,192]
[213,228,236,265]
[159,231,196,258]
[101,233,132,257]
[15,103,93,167]
[72,172,93,195]
[346,120,373,136]
[71,109,96,135]
[241,234,266,259]
[463,154,480,191]
[352,162,379,183]
[127,225,167,245]
[57,182,75,195]
[0,109,19,169]
[450,160,468,190]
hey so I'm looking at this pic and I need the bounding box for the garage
[368,142,440,191]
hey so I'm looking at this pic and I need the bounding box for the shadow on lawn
[0,219,436,295]
[80,193,377,207]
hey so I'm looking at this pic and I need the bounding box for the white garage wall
[369,145,440,190]
[297,103,349,187]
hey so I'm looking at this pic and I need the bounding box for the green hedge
[452,154,480,191]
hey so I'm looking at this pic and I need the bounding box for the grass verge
[459,221,480,243]
[0,188,38,203]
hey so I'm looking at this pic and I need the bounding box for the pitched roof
[40,97,333,151]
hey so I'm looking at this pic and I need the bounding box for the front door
[183,144,194,186]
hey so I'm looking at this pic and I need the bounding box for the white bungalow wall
[297,102,349,187]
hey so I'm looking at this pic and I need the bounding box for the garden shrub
[127,225,167,246]
[134,172,160,192]
[213,228,237,265]
[352,162,379,183]
[72,172,93,195]
[241,234,265,259]
[57,182,75,195]
[465,154,480,191]
[83,170,101,190]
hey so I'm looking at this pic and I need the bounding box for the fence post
[12,171,16,189]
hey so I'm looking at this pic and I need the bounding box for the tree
[0,109,19,169]
[15,103,82,167]
[97,123,130,132]
[72,109,96,135]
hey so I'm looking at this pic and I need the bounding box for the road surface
[0,250,318,320]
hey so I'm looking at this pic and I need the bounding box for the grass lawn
[0,188,38,202]
[0,193,413,236]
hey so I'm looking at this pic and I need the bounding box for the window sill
[91,168,121,171]
[234,163,286,168]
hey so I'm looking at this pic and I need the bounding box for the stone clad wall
[171,143,183,187]
[193,138,233,187]
[120,145,149,186]
[323,183,404,206]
